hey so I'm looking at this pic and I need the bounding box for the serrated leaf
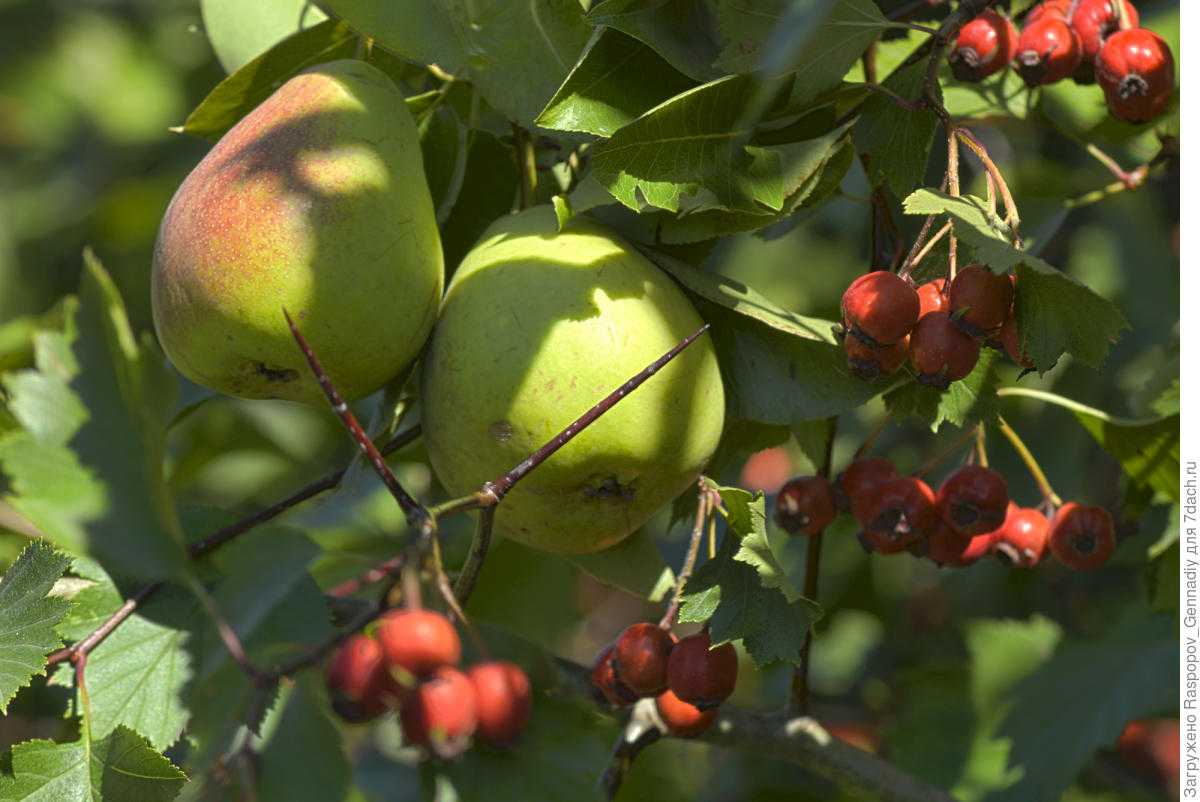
[586,0,721,82]
[178,20,358,140]
[715,485,800,602]
[0,725,186,801]
[255,676,350,802]
[884,349,1001,431]
[590,74,788,213]
[323,0,592,126]
[536,28,696,137]
[0,541,71,713]
[201,0,327,73]
[854,57,941,197]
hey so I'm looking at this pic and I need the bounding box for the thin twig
[659,486,712,629]
[913,425,980,478]
[452,505,495,605]
[955,128,1021,244]
[995,415,1062,507]
[946,127,961,279]
[908,221,953,272]
[327,555,405,598]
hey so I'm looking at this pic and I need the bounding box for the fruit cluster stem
[946,127,961,280]
[660,484,714,629]
[955,128,1022,246]
[995,415,1063,507]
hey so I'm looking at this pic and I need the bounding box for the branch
[659,484,713,628]
[452,505,495,605]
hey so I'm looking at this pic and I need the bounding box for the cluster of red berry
[775,458,1117,570]
[949,1,1174,123]
[840,265,1027,388]
[591,625,737,737]
[326,608,532,758]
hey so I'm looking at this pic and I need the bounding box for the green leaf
[565,528,673,600]
[707,419,791,481]
[0,725,186,801]
[201,0,327,73]
[590,74,787,213]
[323,0,592,126]
[903,190,1130,370]
[178,19,359,140]
[1148,538,1178,614]
[255,676,350,802]
[586,0,721,82]
[854,58,941,198]
[942,69,1033,121]
[884,350,1001,432]
[0,541,71,713]
[2,330,85,447]
[417,104,468,224]
[537,28,696,137]
[717,485,801,603]
[441,131,519,273]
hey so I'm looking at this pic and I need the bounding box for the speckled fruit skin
[420,207,725,554]
[377,609,462,679]
[613,623,676,696]
[949,264,1014,336]
[1048,502,1116,570]
[1015,17,1082,86]
[467,661,532,746]
[916,278,948,318]
[1071,0,1140,63]
[666,631,738,711]
[909,311,981,388]
[1097,28,1176,123]
[152,60,443,405]
[949,10,1019,82]
[841,271,920,346]
[656,689,718,737]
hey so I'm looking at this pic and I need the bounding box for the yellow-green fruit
[151,59,443,405]
[420,208,725,554]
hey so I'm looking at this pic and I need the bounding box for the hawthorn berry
[916,278,949,318]
[613,623,676,696]
[1071,0,1140,65]
[327,634,390,721]
[400,667,478,758]
[859,476,937,553]
[841,271,920,347]
[838,456,898,520]
[949,10,1019,82]
[949,264,1014,336]
[845,334,908,381]
[467,661,532,746]
[1096,28,1176,123]
[1000,316,1034,368]
[377,609,462,681]
[667,631,738,710]
[992,503,1049,567]
[938,465,1009,536]
[1025,0,1071,25]
[924,521,995,567]
[775,475,837,536]
[655,689,718,737]
[1015,17,1082,86]
[909,311,981,389]
[591,644,638,707]
[1117,719,1180,791]
[1048,502,1116,569]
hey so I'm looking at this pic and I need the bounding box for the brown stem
[898,173,950,280]
[946,127,961,279]
[955,128,1021,244]
[46,583,160,667]
[995,415,1062,507]
[327,555,405,598]
[853,413,890,460]
[266,595,390,680]
[660,486,712,629]
[513,124,537,210]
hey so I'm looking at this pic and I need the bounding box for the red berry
[655,689,717,737]
[845,333,908,381]
[613,623,676,696]
[400,667,477,758]
[1118,718,1180,792]
[991,503,1050,567]
[841,271,920,347]
[1048,502,1116,569]
[377,609,462,681]
[924,521,995,567]
[1026,0,1071,25]
[327,634,391,721]
[949,10,1019,82]
[1071,0,1140,64]
[909,311,981,389]
[775,475,837,536]
[591,644,638,707]
[937,465,1009,536]
[666,631,738,710]
[1000,315,1034,368]
[1015,17,1082,86]
[467,661,532,746]
[916,278,948,318]
[949,265,1014,337]
[838,457,898,519]
[860,476,937,553]
[1096,28,1175,123]
[740,447,792,494]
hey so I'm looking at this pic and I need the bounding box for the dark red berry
[925,521,995,567]
[949,10,1019,82]
[467,661,532,746]
[937,465,1009,536]
[909,311,981,389]
[841,271,920,347]
[591,644,638,707]
[775,475,837,536]
[860,476,937,553]
[1097,28,1175,123]
[377,609,462,682]
[1015,17,1082,86]
[949,264,1014,336]
[613,623,676,696]
[845,334,908,381]
[327,634,392,721]
[1049,502,1116,569]
[400,667,477,758]
[1000,316,1034,368]
[916,278,949,318]
[667,631,738,711]
[839,457,898,520]
[655,689,717,737]
[1026,0,1070,25]
[1071,0,1140,64]
[992,503,1049,567]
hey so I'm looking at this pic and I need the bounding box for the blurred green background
[0,1,1179,800]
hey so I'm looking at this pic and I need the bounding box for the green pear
[420,208,725,554]
[152,59,443,405]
